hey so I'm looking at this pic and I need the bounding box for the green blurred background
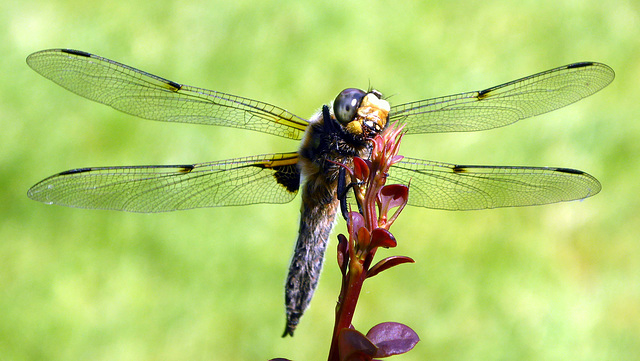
[1,0,638,360]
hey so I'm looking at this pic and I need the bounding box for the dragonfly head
[333,88,389,139]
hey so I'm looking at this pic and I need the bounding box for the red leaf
[337,234,349,274]
[371,135,385,157]
[369,228,396,249]
[378,184,408,211]
[357,227,371,248]
[348,212,366,237]
[389,154,404,166]
[348,212,372,249]
[377,184,409,226]
[366,256,414,279]
[338,328,377,361]
[365,322,420,357]
[353,156,370,182]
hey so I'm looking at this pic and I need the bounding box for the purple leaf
[366,322,420,357]
[339,328,377,361]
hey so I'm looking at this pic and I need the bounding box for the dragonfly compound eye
[333,88,366,124]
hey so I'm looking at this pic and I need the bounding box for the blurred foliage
[1,0,639,360]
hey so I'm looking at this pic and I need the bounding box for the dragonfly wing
[27,49,308,140]
[28,153,301,212]
[390,62,614,134]
[388,157,601,210]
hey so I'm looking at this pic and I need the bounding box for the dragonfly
[26,49,614,336]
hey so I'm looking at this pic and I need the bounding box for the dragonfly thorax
[298,89,390,185]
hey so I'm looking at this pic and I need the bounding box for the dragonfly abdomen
[283,177,340,337]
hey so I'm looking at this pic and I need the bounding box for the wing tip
[554,167,602,199]
[567,61,615,82]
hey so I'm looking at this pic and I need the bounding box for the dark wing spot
[452,166,467,173]
[59,167,92,175]
[555,167,585,175]
[272,164,301,193]
[477,88,491,100]
[61,49,91,57]
[567,62,594,69]
[166,80,182,91]
[251,163,301,194]
[178,165,194,173]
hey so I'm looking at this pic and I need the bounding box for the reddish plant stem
[327,255,367,360]
[326,126,406,360]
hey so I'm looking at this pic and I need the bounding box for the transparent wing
[27,49,308,140]
[390,62,614,134]
[388,157,601,210]
[27,153,301,212]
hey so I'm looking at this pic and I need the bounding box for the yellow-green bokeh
[2,0,638,360]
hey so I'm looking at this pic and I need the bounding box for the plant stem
[327,257,367,360]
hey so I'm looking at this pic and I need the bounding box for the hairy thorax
[297,92,390,207]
